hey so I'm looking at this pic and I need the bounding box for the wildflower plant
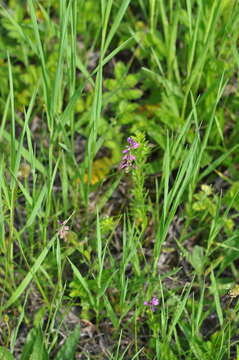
[131,132,151,230]
[119,132,150,230]
[144,295,161,346]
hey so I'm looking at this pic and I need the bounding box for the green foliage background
[0,0,239,359]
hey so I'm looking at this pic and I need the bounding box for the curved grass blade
[2,235,56,311]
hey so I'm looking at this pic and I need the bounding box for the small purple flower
[144,296,159,312]
[122,137,139,154]
[122,148,130,154]
[151,297,159,306]
[127,137,139,149]
[123,154,136,162]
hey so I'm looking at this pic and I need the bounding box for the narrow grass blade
[2,235,57,311]
[2,129,46,175]
[199,144,239,181]
[23,185,47,229]
[211,270,223,327]
[68,259,95,308]
[103,0,131,55]
[103,295,119,328]
[167,281,193,342]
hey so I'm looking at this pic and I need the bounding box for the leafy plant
[17,325,81,360]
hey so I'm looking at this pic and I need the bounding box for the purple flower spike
[119,136,139,173]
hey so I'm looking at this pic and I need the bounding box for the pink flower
[144,296,159,311]
[127,137,139,149]
[119,153,136,172]
[122,137,139,154]
[57,220,70,240]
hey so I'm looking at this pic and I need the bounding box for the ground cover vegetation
[0,0,239,358]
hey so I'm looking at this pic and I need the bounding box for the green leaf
[125,89,143,100]
[210,271,223,327]
[104,78,117,90]
[103,295,119,328]
[103,0,131,55]
[55,325,81,360]
[125,74,138,87]
[167,281,193,342]
[225,182,239,211]
[68,259,95,307]
[30,329,48,360]
[20,328,48,360]
[20,329,37,360]
[115,61,126,78]
[0,347,14,360]
[23,185,47,229]
[189,246,205,276]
